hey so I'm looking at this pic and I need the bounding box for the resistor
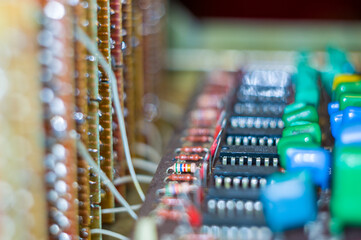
[157,209,183,221]
[190,119,215,128]
[175,146,208,154]
[157,182,198,196]
[160,197,188,206]
[182,135,213,143]
[156,205,202,227]
[167,163,197,174]
[174,154,203,161]
[187,128,211,136]
[190,109,219,122]
[164,174,196,182]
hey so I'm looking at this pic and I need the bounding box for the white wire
[138,121,163,154]
[102,204,142,214]
[114,174,153,185]
[133,158,158,174]
[135,142,161,163]
[75,27,145,201]
[91,229,129,240]
[77,140,138,220]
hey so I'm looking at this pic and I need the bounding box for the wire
[133,158,158,174]
[77,140,138,219]
[102,204,142,214]
[75,27,145,201]
[91,229,129,240]
[135,142,161,163]
[114,174,153,185]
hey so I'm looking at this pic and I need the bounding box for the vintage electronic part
[84,0,103,236]
[98,0,115,223]
[73,2,92,238]
[225,127,282,147]
[219,145,279,167]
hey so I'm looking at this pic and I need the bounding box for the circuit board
[138,62,361,240]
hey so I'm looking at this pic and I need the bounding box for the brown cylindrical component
[187,128,211,136]
[84,0,102,236]
[160,197,187,206]
[74,3,91,239]
[174,154,203,161]
[110,0,126,196]
[157,209,183,221]
[122,0,136,150]
[177,146,206,153]
[183,135,212,143]
[167,174,195,182]
[98,0,114,223]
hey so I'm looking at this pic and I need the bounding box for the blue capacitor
[260,171,317,232]
[337,122,361,146]
[285,147,331,190]
[330,111,343,138]
[341,107,361,126]
[328,102,339,115]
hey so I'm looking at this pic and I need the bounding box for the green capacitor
[288,121,312,127]
[277,133,318,155]
[283,102,307,115]
[282,123,322,144]
[282,105,319,127]
[330,146,361,234]
[278,141,320,168]
[339,93,361,110]
[334,81,361,102]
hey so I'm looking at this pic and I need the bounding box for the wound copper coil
[84,0,102,236]
[97,0,115,223]
[110,0,126,196]
[122,0,136,150]
[74,3,91,239]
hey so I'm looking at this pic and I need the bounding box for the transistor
[219,145,279,167]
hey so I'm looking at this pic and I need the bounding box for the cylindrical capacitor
[175,146,208,154]
[174,154,203,161]
[165,174,196,182]
[167,163,197,174]
[183,135,213,143]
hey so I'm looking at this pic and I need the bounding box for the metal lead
[230,157,236,165]
[256,157,261,166]
[224,177,232,189]
[273,158,278,167]
[222,156,227,165]
[247,157,252,166]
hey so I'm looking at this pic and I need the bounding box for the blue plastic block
[330,111,343,138]
[285,147,331,189]
[337,122,361,146]
[341,107,361,126]
[328,102,339,115]
[260,171,317,232]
